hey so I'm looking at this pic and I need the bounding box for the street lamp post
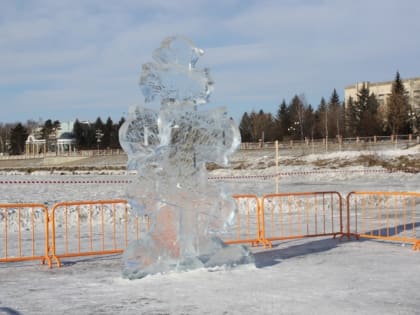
[95,129,104,154]
[408,110,418,135]
[287,126,296,137]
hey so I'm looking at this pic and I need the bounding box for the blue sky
[1,0,420,124]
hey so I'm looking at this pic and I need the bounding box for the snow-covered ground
[1,147,420,314]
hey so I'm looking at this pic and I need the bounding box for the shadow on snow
[253,237,340,268]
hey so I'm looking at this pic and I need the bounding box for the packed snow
[1,147,420,314]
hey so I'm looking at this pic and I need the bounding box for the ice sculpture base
[122,237,255,280]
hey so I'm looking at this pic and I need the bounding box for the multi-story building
[344,77,420,113]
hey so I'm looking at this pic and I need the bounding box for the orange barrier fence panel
[0,203,50,266]
[223,194,271,247]
[347,192,420,250]
[262,192,344,242]
[50,199,147,267]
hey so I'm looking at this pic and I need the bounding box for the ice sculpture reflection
[119,36,254,279]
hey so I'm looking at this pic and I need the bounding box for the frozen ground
[1,239,420,315]
[1,147,420,314]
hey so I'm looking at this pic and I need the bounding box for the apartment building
[344,77,420,113]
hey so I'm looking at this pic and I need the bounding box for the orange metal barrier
[261,192,345,242]
[50,199,146,267]
[0,203,50,266]
[347,192,420,250]
[223,194,271,247]
[3,191,420,269]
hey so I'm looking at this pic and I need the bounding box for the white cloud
[0,46,98,72]
[1,0,420,123]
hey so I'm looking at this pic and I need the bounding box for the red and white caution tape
[0,180,133,185]
[208,168,419,180]
[0,168,417,184]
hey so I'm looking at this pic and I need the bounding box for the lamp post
[408,110,418,135]
[287,126,296,138]
[95,129,104,154]
[288,121,300,138]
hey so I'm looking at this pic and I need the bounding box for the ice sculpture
[119,36,254,279]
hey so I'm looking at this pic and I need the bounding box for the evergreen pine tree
[239,112,253,142]
[9,123,28,155]
[387,71,410,135]
[353,84,371,135]
[41,119,53,140]
[276,100,290,140]
[346,84,381,137]
[345,96,358,137]
[316,97,328,138]
[118,117,126,128]
[73,119,85,148]
[103,117,113,148]
[361,93,381,136]
[328,89,342,138]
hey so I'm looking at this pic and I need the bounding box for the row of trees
[73,117,125,150]
[0,119,65,155]
[239,72,417,142]
[0,116,125,155]
[1,73,417,154]
[0,122,30,155]
[239,90,346,142]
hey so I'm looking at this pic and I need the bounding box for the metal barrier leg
[256,198,272,248]
[51,255,61,268]
[42,256,52,268]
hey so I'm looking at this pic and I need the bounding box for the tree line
[73,117,125,150]
[239,72,416,142]
[0,116,125,155]
[1,72,417,155]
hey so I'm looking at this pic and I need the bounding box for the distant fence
[241,134,420,153]
[0,149,125,160]
[1,134,419,161]
[1,192,420,268]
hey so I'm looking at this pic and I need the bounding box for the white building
[344,77,420,113]
[56,121,76,154]
[25,121,76,155]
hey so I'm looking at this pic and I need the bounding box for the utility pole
[325,107,328,152]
